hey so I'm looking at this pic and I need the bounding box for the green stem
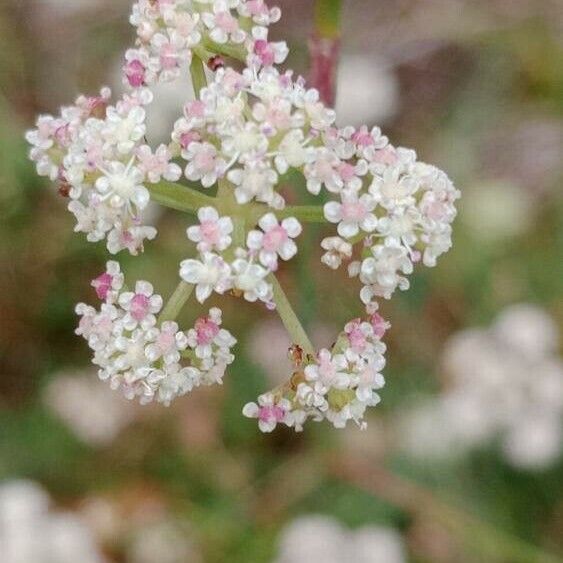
[148,179,329,226]
[269,274,315,356]
[159,281,194,323]
[147,181,217,215]
[202,37,247,62]
[314,0,343,39]
[190,56,208,97]
[278,205,326,223]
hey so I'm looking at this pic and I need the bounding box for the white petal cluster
[275,515,407,563]
[0,481,105,563]
[181,207,302,306]
[400,304,563,470]
[125,0,286,87]
[171,64,459,312]
[171,66,335,209]
[75,261,236,405]
[26,0,461,432]
[320,132,461,310]
[25,88,181,255]
[243,313,390,432]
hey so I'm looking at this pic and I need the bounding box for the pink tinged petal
[370,313,388,338]
[200,220,221,245]
[254,40,275,66]
[262,225,288,252]
[194,316,220,346]
[124,60,146,87]
[185,100,206,118]
[215,11,238,33]
[130,293,150,321]
[180,131,201,150]
[258,405,286,426]
[157,330,176,353]
[341,201,368,223]
[92,273,113,300]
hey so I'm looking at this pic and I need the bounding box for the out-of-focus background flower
[1,0,562,561]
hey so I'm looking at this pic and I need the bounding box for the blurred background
[1,0,562,561]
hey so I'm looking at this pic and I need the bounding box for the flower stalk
[159,281,195,322]
[310,0,343,106]
[269,274,315,357]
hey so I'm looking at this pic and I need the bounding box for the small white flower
[324,191,377,238]
[360,244,413,300]
[102,106,146,154]
[320,236,353,270]
[231,257,272,303]
[145,321,188,365]
[136,144,182,183]
[227,164,279,207]
[187,206,233,252]
[183,142,226,187]
[247,213,302,269]
[96,159,149,211]
[179,252,232,303]
[242,393,291,433]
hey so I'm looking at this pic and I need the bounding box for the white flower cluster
[0,481,105,563]
[172,65,459,309]
[26,0,461,429]
[243,313,390,432]
[339,146,460,307]
[171,65,335,208]
[25,87,182,254]
[76,261,236,405]
[181,206,302,305]
[125,0,287,86]
[400,304,563,470]
[275,515,407,563]
[43,370,136,447]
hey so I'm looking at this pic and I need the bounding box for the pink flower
[324,192,378,238]
[246,213,302,270]
[124,59,146,88]
[242,393,290,432]
[345,319,368,352]
[183,142,226,187]
[370,313,390,339]
[136,144,182,183]
[91,261,123,303]
[187,206,233,252]
[118,281,163,329]
[194,316,221,346]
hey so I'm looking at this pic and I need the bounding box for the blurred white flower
[0,481,105,563]
[399,304,563,470]
[461,180,535,243]
[128,520,203,563]
[336,54,399,127]
[275,515,406,563]
[43,370,136,447]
